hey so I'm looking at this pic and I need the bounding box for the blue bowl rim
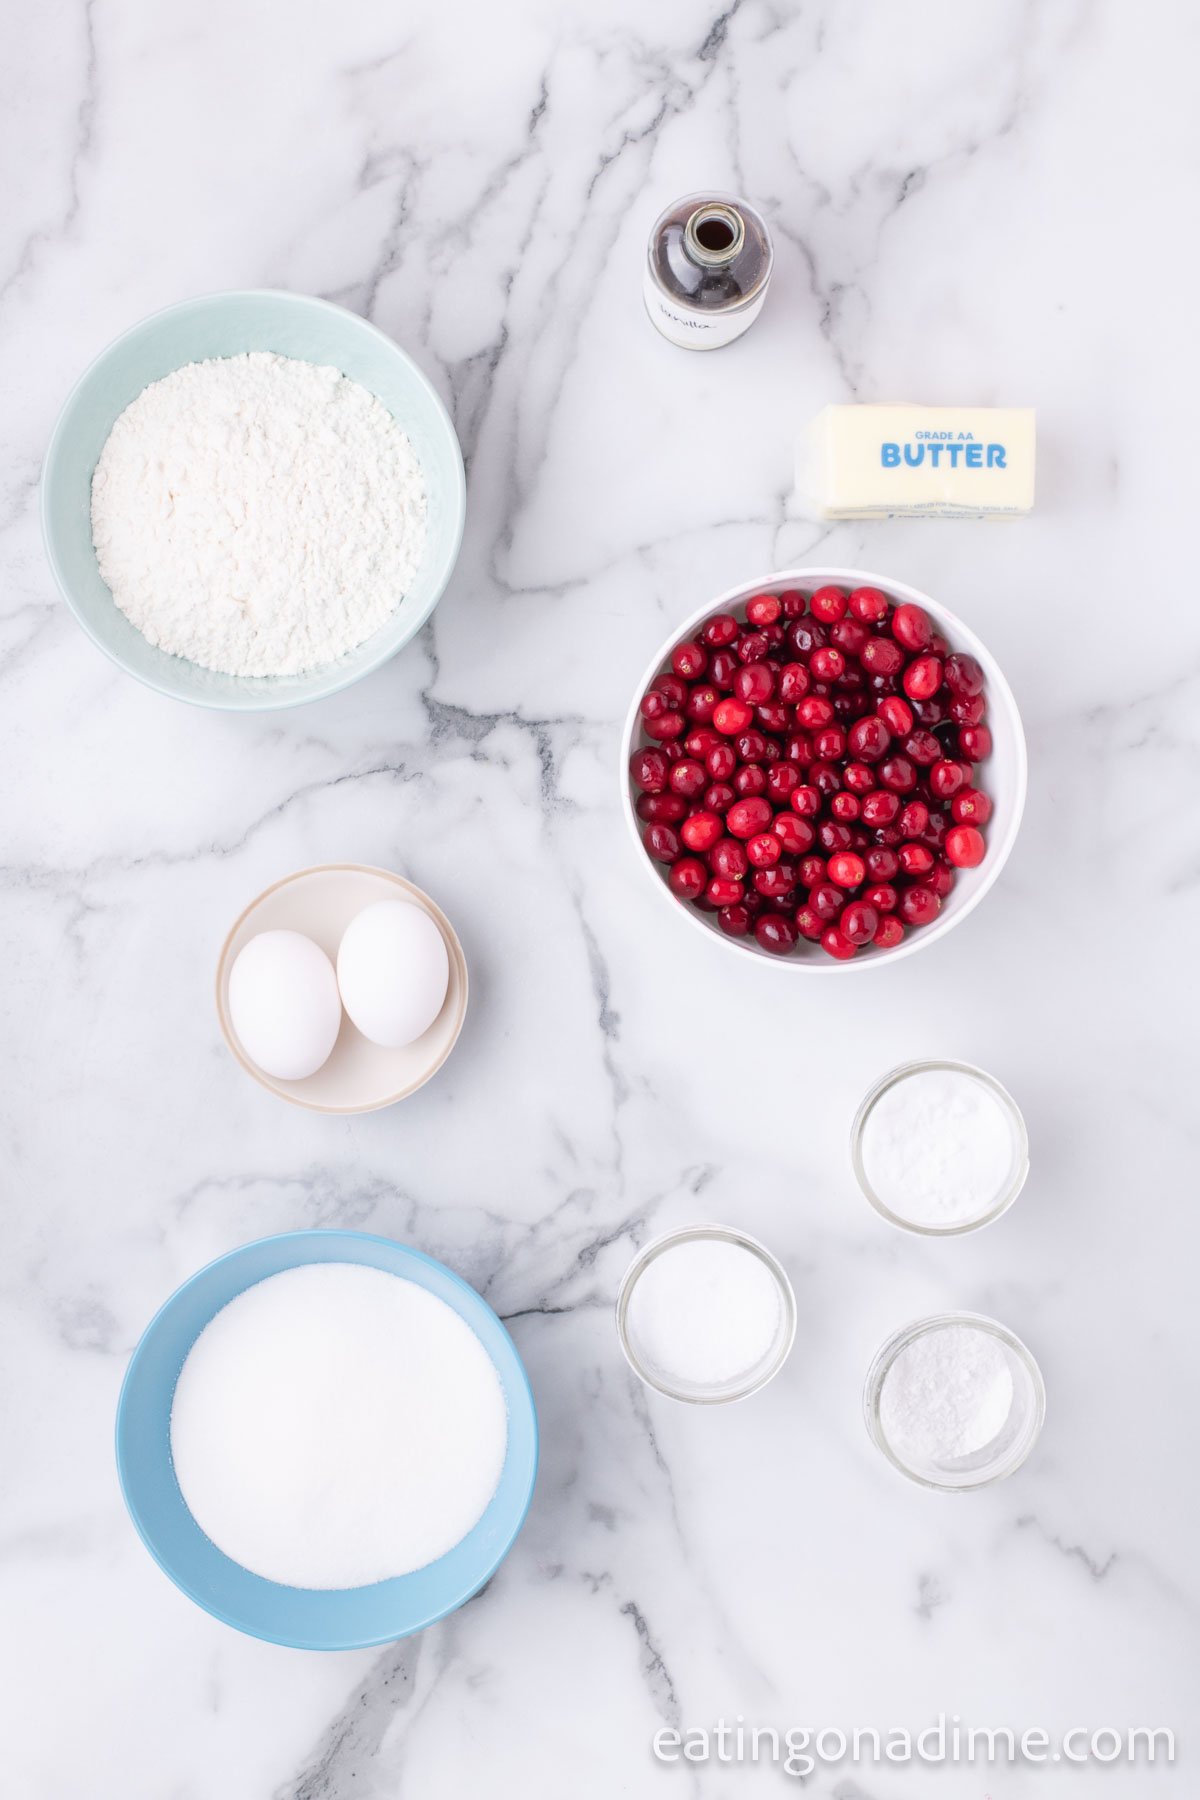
[40,288,467,714]
[114,1228,538,1650]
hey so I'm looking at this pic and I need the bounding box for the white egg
[227,930,343,1082]
[336,900,450,1049]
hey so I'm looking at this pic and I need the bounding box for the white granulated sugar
[627,1238,783,1388]
[91,352,427,677]
[861,1067,1017,1228]
[169,1264,507,1589]
[880,1325,1013,1466]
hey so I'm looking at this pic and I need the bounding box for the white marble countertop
[3,2,1198,1795]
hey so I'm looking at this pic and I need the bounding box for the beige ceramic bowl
[216,864,468,1113]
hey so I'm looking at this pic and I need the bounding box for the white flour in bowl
[90,351,427,677]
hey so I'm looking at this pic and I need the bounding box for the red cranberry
[944,652,984,696]
[878,695,914,736]
[705,744,736,781]
[821,926,857,961]
[891,603,932,651]
[737,630,770,663]
[797,695,834,730]
[848,715,890,761]
[670,758,707,799]
[637,792,687,823]
[706,875,744,906]
[794,903,823,941]
[899,884,941,926]
[685,683,719,723]
[712,697,753,735]
[702,613,739,647]
[843,760,875,792]
[811,646,845,681]
[921,811,949,850]
[710,649,739,690]
[814,726,847,761]
[672,641,706,679]
[684,727,721,758]
[779,589,807,618]
[898,842,934,877]
[778,662,811,703]
[849,585,889,624]
[754,861,797,899]
[826,851,866,889]
[746,592,782,627]
[668,857,707,899]
[809,882,844,922]
[726,796,772,839]
[790,784,821,818]
[755,914,798,954]
[735,729,769,763]
[775,815,816,856]
[865,846,900,881]
[952,787,993,826]
[861,636,904,678]
[718,902,752,937]
[831,792,860,822]
[680,810,723,853]
[643,823,680,863]
[640,689,670,723]
[733,764,767,797]
[810,585,848,623]
[911,696,947,727]
[950,691,987,727]
[644,710,685,741]
[797,852,826,886]
[923,861,956,899]
[746,832,781,868]
[898,800,929,837]
[767,764,800,803]
[830,617,870,658]
[861,790,900,828]
[658,673,687,707]
[879,755,917,793]
[819,821,854,854]
[903,655,943,701]
[809,761,842,795]
[928,758,966,799]
[904,729,941,767]
[787,618,827,655]
[945,824,986,867]
[865,882,898,913]
[710,837,748,880]
[630,747,668,792]
[734,662,774,705]
[756,703,791,733]
[873,916,904,949]
[840,900,879,945]
[959,724,993,761]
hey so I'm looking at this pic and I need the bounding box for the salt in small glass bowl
[850,1059,1029,1237]
[863,1311,1046,1491]
[616,1225,796,1405]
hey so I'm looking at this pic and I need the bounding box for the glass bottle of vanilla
[644,192,774,350]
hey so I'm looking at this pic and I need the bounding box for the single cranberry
[788,787,819,822]
[702,613,740,647]
[849,585,890,624]
[798,853,827,887]
[746,592,782,627]
[680,810,723,853]
[746,832,782,869]
[794,903,823,941]
[809,882,844,922]
[779,589,807,619]
[755,703,791,735]
[777,661,810,704]
[921,811,949,851]
[640,689,671,723]
[726,796,773,839]
[814,725,847,761]
[643,710,685,741]
[787,618,827,655]
[797,695,835,730]
[848,714,890,761]
[737,630,770,663]
[809,761,842,795]
[669,758,708,799]
[831,792,860,822]
[811,646,845,681]
[879,755,917,793]
[735,729,769,764]
[898,842,935,877]
[755,913,798,955]
[840,900,879,945]
[712,697,753,736]
[821,926,857,961]
[684,727,722,758]
[717,902,752,937]
[843,760,875,793]
[810,585,848,623]
[904,729,941,767]
[784,731,814,764]
[945,824,986,867]
[733,662,774,705]
[672,641,706,680]
[944,652,984,696]
[899,884,941,926]
[636,792,687,823]
[891,603,932,652]
[826,851,866,889]
[703,782,735,814]
[754,861,798,899]
[761,621,785,648]
[658,673,687,708]
[950,691,987,727]
[710,649,739,690]
[903,655,943,701]
[643,823,680,863]
[668,857,707,899]
[928,758,966,799]
[776,815,816,856]
[873,916,904,950]
[767,764,800,803]
[873,823,903,846]
[912,696,947,727]
[830,617,870,658]
[706,875,744,906]
[898,800,930,837]
[630,747,668,792]
[705,744,736,782]
[923,861,956,899]
[685,683,719,723]
[819,821,854,855]
[865,846,900,881]
[710,837,749,880]
[877,694,914,736]
[865,882,898,913]
[861,790,900,828]
[959,724,993,761]
[952,787,993,826]
[861,636,904,678]
[734,764,767,797]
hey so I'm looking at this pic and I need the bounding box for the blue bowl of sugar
[41,289,465,711]
[116,1230,538,1650]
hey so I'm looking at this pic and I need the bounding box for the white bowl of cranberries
[622,568,1026,968]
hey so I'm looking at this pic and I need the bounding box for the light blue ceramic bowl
[41,291,466,710]
[115,1230,538,1650]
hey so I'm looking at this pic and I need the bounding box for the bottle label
[643,268,767,350]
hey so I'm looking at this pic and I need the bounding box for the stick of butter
[801,404,1036,520]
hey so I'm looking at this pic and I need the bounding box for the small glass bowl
[616,1225,796,1405]
[864,1311,1046,1490]
[850,1059,1029,1237]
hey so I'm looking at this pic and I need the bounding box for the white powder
[169,1264,507,1589]
[860,1066,1018,1228]
[91,352,427,677]
[880,1324,1014,1465]
[625,1237,784,1390]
